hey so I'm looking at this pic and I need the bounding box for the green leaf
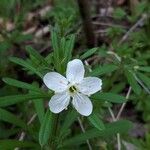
[137,72,150,88]
[0,140,39,149]
[110,82,125,93]
[91,92,126,103]
[0,93,50,107]
[51,31,59,59]
[124,70,141,95]
[0,108,27,129]
[138,66,150,73]
[9,57,42,78]
[26,46,48,66]
[89,64,118,76]
[3,77,41,92]
[65,34,75,61]
[62,120,133,147]
[33,98,45,124]
[88,112,105,131]
[39,110,53,147]
[80,48,98,60]
[60,110,78,136]
[113,8,126,20]
[0,128,20,139]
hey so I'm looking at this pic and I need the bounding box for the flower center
[69,86,77,93]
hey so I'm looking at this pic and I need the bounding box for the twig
[116,87,132,120]
[78,117,92,150]
[14,114,37,150]
[108,107,121,150]
[77,0,95,48]
[108,107,116,121]
[93,21,128,29]
[118,14,147,45]
[108,86,132,150]
[117,133,121,150]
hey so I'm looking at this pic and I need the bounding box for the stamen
[69,86,77,93]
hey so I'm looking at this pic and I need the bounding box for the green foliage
[61,120,133,147]
[0,0,149,149]
[124,69,142,95]
[2,77,41,92]
[39,110,53,147]
[92,92,126,103]
[89,64,118,76]
[59,110,78,137]
[0,108,27,129]
[88,112,105,131]
[0,140,39,149]
[0,93,50,107]
[113,8,126,20]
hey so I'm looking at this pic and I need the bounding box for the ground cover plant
[0,0,150,149]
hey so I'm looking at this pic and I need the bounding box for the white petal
[77,77,102,95]
[49,91,70,113]
[66,59,85,84]
[43,72,68,92]
[72,93,93,116]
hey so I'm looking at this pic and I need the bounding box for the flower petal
[43,72,68,92]
[66,59,85,84]
[77,77,102,95]
[49,91,70,113]
[72,93,93,116]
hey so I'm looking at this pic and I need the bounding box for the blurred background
[0,0,150,149]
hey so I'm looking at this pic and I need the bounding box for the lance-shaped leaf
[61,120,133,147]
[124,69,141,95]
[26,46,48,66]
[88,112,105,131]
[60,109,78,136]
[39,110,53,147]
[0,108,27,129]
[0,93,50,107]
[9,57,43,78]
[0,140,39,149]
[89,64,118,76]
[91,92,126,103]
[3,77,41,92]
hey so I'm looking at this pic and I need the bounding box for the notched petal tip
[72,93,93,116]
[66,59,85,84]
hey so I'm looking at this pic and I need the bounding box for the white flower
[43,59,102,116]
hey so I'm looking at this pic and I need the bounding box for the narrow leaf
[0,93,50,107]
[3,77,41,92]
[88,112,105,131]
[62,120,133,147]
[0,108,27,129]
[65,34,75,61]
[0,140,39,149]
[9,57,42,78]
[33,98,45,124]
[26,46,48,66]
[138,66,150,73]
[137,72,150,88]
[39,110,53,147]
[91,92,126,103]
[89,64,118,76]
[124,70,141,95]
[60,110,78,136]
[80,48,97,60]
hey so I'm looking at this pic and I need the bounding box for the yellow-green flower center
[69,86,77,93]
